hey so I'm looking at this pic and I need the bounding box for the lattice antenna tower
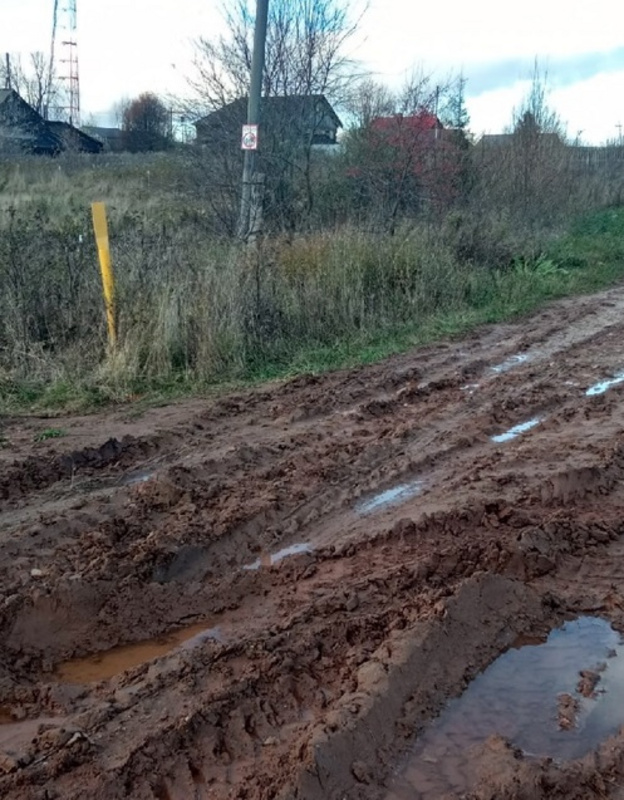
[50,0,80,125]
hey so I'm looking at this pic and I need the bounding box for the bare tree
[473,62,572,226]
[184,0,362,234]
[341,73,465,232]
[343,78,395,128]
[510,61,566,139]
[0,52,60,118]
[190,0,361,113]
[121,93,173,152]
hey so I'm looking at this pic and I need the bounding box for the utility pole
[617,123,623,146]
[237,0,269,241]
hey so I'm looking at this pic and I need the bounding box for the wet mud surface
[5,286,624,797]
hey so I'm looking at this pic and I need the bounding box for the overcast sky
[2,0,623,143]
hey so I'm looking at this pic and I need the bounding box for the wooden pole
[91,202,117,349]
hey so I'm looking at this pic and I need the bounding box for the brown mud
[5,286,624,796]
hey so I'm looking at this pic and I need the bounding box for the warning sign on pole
[241,124,259,150]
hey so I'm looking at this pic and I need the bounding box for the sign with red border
[241,124,259,150]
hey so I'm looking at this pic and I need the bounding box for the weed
[34,428,66,442]
[1,154,624,413]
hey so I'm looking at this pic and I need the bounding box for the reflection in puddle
[357,480,424,515]
[120,468,156,486]
[55,623,223,684]
[243,542,313,571]
[586,373,624,396]
[490,354,530,374]
[491,417,541,443]
[387,617,624,800]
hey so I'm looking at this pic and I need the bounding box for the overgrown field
[1,152,624,412]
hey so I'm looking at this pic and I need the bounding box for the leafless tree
[472,62,574,227]
[342,78,395,128]
[341,73,466,232]
[509,61,566,140]
[190,0,361,113]
[120,93,173,152]
[182,0,363,234]
[0,52,60,118]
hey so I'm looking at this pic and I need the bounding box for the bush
[1,151,624,409]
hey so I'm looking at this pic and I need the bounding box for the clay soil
[4,285,624,799]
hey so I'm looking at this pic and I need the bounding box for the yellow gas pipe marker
[91,202,117,349]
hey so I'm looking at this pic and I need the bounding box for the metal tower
[49,0,80,125]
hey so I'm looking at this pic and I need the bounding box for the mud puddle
[490,353,530,374]
[119,467,156,486]
[586,373,624,396]
[243,542,313,570]
[0,717,66,752]
[491,417,542,443]
[387,617,624,799]
[0,708,13,725]
[55,623,223,684]
[357,480,424,514]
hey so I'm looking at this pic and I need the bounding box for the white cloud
[466,69,624,145]
[553,71,624,144]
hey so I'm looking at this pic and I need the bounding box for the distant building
[81,126,124,153]
[0,89,103,156]
[346,110,468,216]
[195,95,343,150]
[369,110,449,143]
[476,132,564,150]
[0,88,60,155]
[46,121,104,155]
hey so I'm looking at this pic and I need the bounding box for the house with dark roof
[81,126,124,152]
[195,95,342,150]
[476,132,564,150]
[0,89,103,155]
[47,121,104,154]
[0,88,60,155]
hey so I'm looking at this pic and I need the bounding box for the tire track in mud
[5,285,624,797]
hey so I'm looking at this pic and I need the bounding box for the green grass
[34,428,66,442]
[243,208,624,381]
[1,205,624,415]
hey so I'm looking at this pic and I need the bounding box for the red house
[369,110,445,143]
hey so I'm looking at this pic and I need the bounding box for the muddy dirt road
[4,285,624,799]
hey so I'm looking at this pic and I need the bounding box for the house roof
[478,132,563,147]
[47,121,104,153]
[1,90,105,155]
[371,111,443,133]
[82,126,123,141]
[0,89,61,154]
[478,134,511,146]
[196,94,343,129]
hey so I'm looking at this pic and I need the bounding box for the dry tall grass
[1,145,623,405]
